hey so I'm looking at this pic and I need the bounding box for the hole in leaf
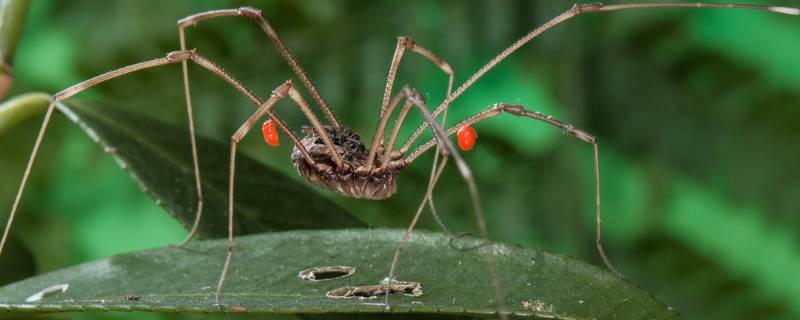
[298,266,355,281]
[25,283,69,302]
[326,280,422,299]
[522,299,556,315]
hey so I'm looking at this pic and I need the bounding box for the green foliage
[0,230,678,319]
[53,96,363,236]
[0,93,677,318]
[0,93,362,239]
[1,1,800,319]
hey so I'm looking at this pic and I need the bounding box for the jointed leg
[185,55,318,168]
[384,146,449,308]
[189,51,342,170]
[365,37,454,170]
[170,54,343,304]
[179,8,346,170]
[217,80,376,307]
[369,88,462,236]
[382,93,414,162]
[365,37,457,235]
[178,7,340,127]
[424,170,463,236]
[175,27,203,246]
[0,50,319,264]
[216,81,293,307]
[377,37,454,119]
[390,2,800,277]
[379,88,461,236]
[384,94,508,319]
[0,52,193,257]
[399,2,800,155]
[404,103,624,278]
[285,86,345,168]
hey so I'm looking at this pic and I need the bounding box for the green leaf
[0,229,679,319]
[0,93,364,237]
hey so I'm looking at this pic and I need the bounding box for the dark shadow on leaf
[57,102,365,238]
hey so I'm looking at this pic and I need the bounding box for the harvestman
[2,1,798,317]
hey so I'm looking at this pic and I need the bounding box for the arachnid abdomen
[291,126,402,200]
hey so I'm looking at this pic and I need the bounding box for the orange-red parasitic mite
[261,119,280,147]
[456,125,477,151]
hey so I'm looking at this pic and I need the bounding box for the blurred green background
[1,0,799,319]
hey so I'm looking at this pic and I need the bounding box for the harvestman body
[2,2,798,317]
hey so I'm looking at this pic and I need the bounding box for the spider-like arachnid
[1,1,798,317]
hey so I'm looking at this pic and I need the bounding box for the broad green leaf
[0,93,364,238]
[0,229,679,319]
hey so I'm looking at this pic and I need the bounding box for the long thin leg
[393,2,798,278]
[178,7,340,128]
[186,54,324,168]
[382,94,414,162]
[385,148,448,306]
[365,87,461,238]
[405,103,623,278]
[365,36,454,170]
[175,25,203,246]
[385,94,508,319]
[0,50,319,258]
[285,87,345,168]
[400,40,456,234]
[378,37,454,118]
[363,37,457,234]
[216,81,292,307]
[379,87,459,235]
[399,2,799,155]
[1,52,191,257]
[366,37,458,230]
[179,8,345,170]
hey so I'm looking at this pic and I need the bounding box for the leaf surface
[0,93,364,237]
[0,229,679,319]
[56,98,364,236]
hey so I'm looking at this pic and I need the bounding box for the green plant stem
[0,0,30,100]
[0,92,49,135]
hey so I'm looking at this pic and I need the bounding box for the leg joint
[401,86,425,104]
[238,7,262,18]
[576,2,604,13]
[398,36,416,48]
[177,16,198,28]
[497,103,526,115]
[167,49,195,62]
[273,80,293,98]
[231,132,244,144]
[438,60,454,76]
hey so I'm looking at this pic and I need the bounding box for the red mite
[456,125,477,151]
[261,119,280,147]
